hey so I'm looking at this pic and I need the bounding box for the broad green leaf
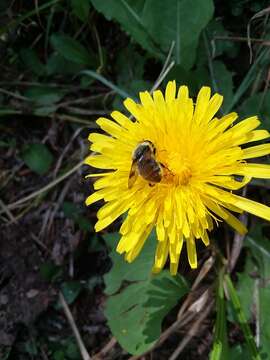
[20,48,46,76]
[51,34,95,66]
[239,91,270,130]
[90,0,163,59]
[142,0,214,69]
[103,232,156,295]
[21,143,54,175]
[24,86,65,105]
[105,270,188,355]
[46,53,84,75]
[70,0,90,21]
[104,232,189,355]
[90,0,214,69]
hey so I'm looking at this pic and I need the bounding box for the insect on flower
[85,81,270,275]
[128,140,163,188]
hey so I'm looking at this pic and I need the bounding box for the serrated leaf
[50,34,95,66]
[103,232,156,295]
[90,0,214,69]
[103,232,188,355]
[90,0,162,59]
[70,0,90,21]
[105,270,188,355]
[21,143,54,175]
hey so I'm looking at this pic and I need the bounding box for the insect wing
[128,160,139,189]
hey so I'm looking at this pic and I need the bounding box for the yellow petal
[165,80,176,102]
[205,199,247,235]
[242,143,270,159]
[229,194,270,222]
[186,235,197,269]
[236,163,270,178]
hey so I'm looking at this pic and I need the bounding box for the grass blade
[225,47,269,113]
[225,274,261,360]
[210,269,228,360]
[82,70,133,100]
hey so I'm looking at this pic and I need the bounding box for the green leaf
[226,47,269,113]
[142,0,214,69]
[20,48,46,76]
[212,61,233,113]
[40,262,62,282]
[24,86,65,105]
[90,0,214,69]
[103,232,156,295]
[61,281,82,305]
[70,0,90,21]
[236,256,256,321]
[105,270,188,355]
[103,232,189,355]
[90,0,163,59]
[21,143,54,175]
[206,19,239,59]
[46,53,84,75]
[227,345,250,360]
[245,226,270,279]
[62,201,92,231]
[51,34,95,66]
[239,91,270,131]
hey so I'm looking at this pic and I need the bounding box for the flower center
[159,151,192,186]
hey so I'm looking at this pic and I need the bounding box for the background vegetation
[1,0,270,359]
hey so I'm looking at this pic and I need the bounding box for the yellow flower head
[85,81,270,274]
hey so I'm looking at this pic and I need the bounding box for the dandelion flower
[85,81,270,274]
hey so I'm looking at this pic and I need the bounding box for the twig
[0,160,84,215]
[59,292,92,360]
[177,257,214,320]
[53,127,85,178]
[168,300,214,360]
[0,199,17,223]
[92,337,117,360]
[150,61,175,94]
